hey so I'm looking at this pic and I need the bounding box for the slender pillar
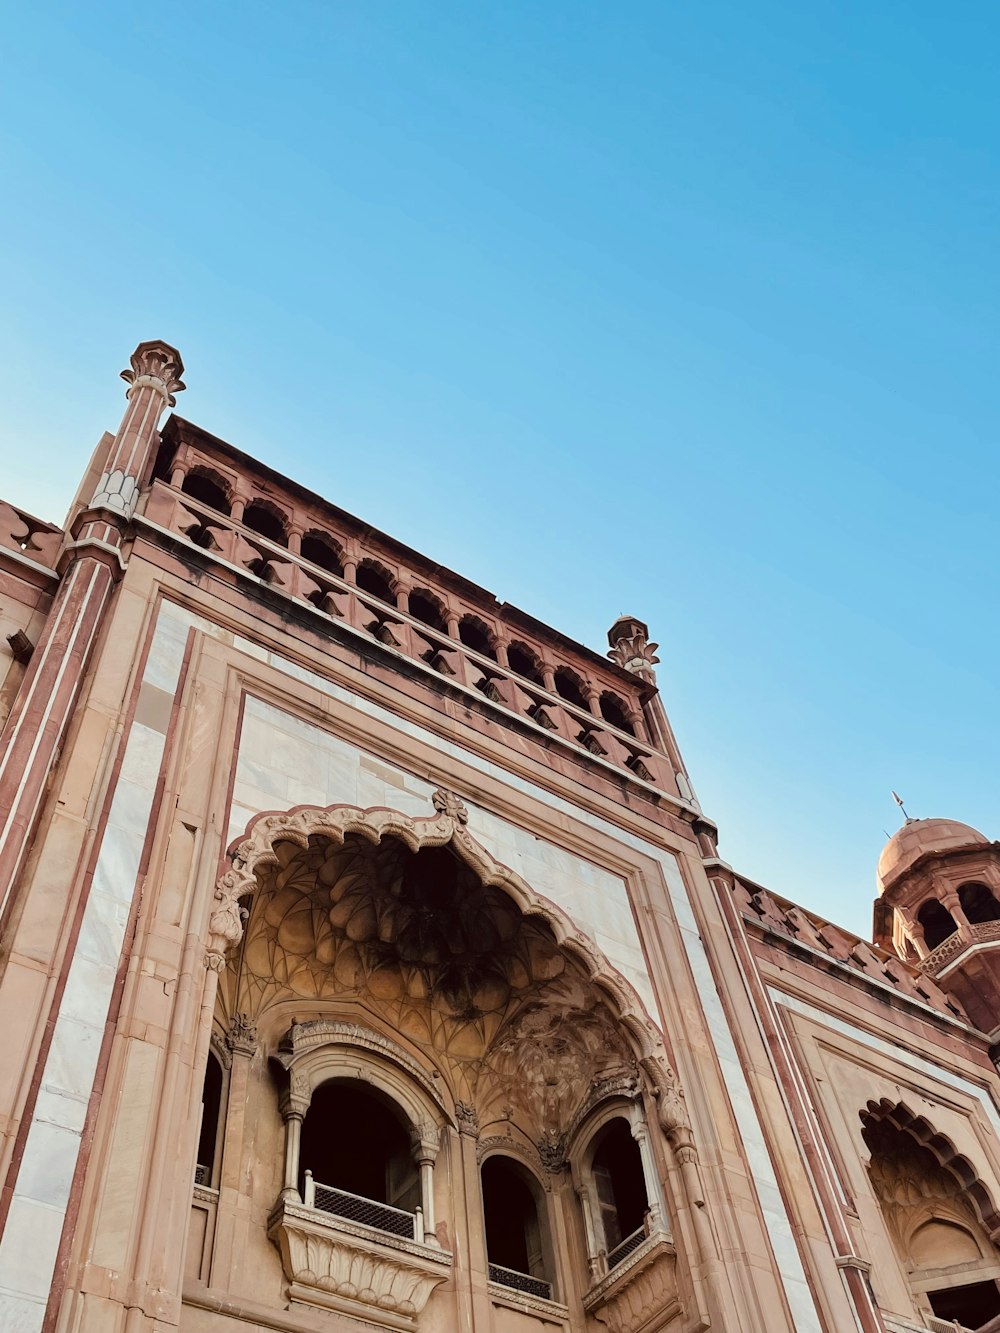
[0,341,184,926]
[412,1127,439,1245]
[630,1118,664,1230]
[282,1104,306,1202]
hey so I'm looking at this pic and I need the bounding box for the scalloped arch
[218,797,664,1070]
[861,1098,1000,1238]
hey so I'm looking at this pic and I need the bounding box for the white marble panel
[0,1291,47,1332]
[118,722,166,787]
[13,1123,80,1209]
[0,1196,66,1299]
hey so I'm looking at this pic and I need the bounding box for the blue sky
[2,2,997,935]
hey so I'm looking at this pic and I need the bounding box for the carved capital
[607,616,660,683]
[640,1055,690,1142]
[454,1101,480,1138]
[226,1012,258,1057]
[121,339,186,407]
[537,1130,567,1173]
[205,867,251,970]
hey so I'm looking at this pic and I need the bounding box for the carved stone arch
[861,1098,1000,1240]
[218,796,657,1042]
[272,1016,450,1132]
[478,1135,544,1174]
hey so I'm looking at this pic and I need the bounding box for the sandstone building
[0,341,999,1333]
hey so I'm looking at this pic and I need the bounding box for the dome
[877,818,989,892]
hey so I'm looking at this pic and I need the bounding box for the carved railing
[919,921,1000,975]
[141,481,677,793]
[0,499,62,569]
[303,1172,416,1240]
[488,1262,553,1301]
[607,1225,647,1270]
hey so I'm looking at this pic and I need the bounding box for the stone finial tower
[875,817,1000,1034]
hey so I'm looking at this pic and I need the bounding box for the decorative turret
[875,817,1000,1035]
[607,616,660,684]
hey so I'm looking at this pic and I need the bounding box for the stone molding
[487,1282,571,1324]
[267,1198,451,1331]
[273,1018,448,1118]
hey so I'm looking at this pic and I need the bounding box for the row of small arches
[916,882,1000,952]
[179,466,639,736]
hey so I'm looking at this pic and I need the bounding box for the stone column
[0,341,184,925]
[411,1127,439,1244]
[280,1077,310,1203]
[630,1116,664,1231]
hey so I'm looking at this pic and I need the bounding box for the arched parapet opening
[479,1150,557,1301]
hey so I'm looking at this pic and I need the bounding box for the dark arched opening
[599,692,635,737]
[181,469,229,514]
[301,530,344,577]
[917,899,959,951]
[459,616,498,661]
[481,1156,551,1298]
[300,1082,419,1235]
[591,1118,648,1267]
[409,588,448,632]
[959,882,1000,925]
[554,667,589,711]
[356,560,395,604]
[196,1052,223,1186]
[508,642,544,686]
[244,501,288,546]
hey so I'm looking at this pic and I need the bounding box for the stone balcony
[582,1229,680,1333]
[267,1196,452,1331]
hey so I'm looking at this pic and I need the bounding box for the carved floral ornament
[207,788,692,1146]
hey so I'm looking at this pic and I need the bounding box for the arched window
[554,666,589,710]
[181,468,230,514]
[301,530,344,577]
[960,882,1000,925]
[409,588,448,632]
[300,1081,420,1237]
[356,559,396,604]
[243,500,288,547]
[918,898,959,951]
[508,642,544,686]
[599,692,635,737]
[863,1106,1000,1327]
[459,615,498,661]
[481,1156,552,1300]
[195,1051,223,1187]
[590,1118,649,1268]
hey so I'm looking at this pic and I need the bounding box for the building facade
[0,341,998,1333]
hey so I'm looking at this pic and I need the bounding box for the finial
[891,791,913,824]
[607,615,660,683]
[121,339,186,407]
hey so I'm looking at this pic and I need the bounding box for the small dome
[878,818,989,892]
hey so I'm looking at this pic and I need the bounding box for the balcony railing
[303,1171,417,1239]
[488,1262,552,1301]
[607,1226,646,1270]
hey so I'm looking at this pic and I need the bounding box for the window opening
[300,1082,419,1237]
[554,667,588,710]
[409,589,447,632]
[195,1052,223,1187]
[917,899,958,951]
[481,1156,551,1300]
[243,501,288,546]
[592,1119,648,1267]
[927,1277,1000,1326]
[301,530,344,577]
[599,692,635,737]
[181,470,229,514]
[508,642,544,686]
[960,882,1000,925]
[356,560,395,604]
[459,616,497,661]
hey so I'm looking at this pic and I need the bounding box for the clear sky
[2,3,997,936]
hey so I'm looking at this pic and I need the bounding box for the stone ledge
[268,1198,451,1331]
